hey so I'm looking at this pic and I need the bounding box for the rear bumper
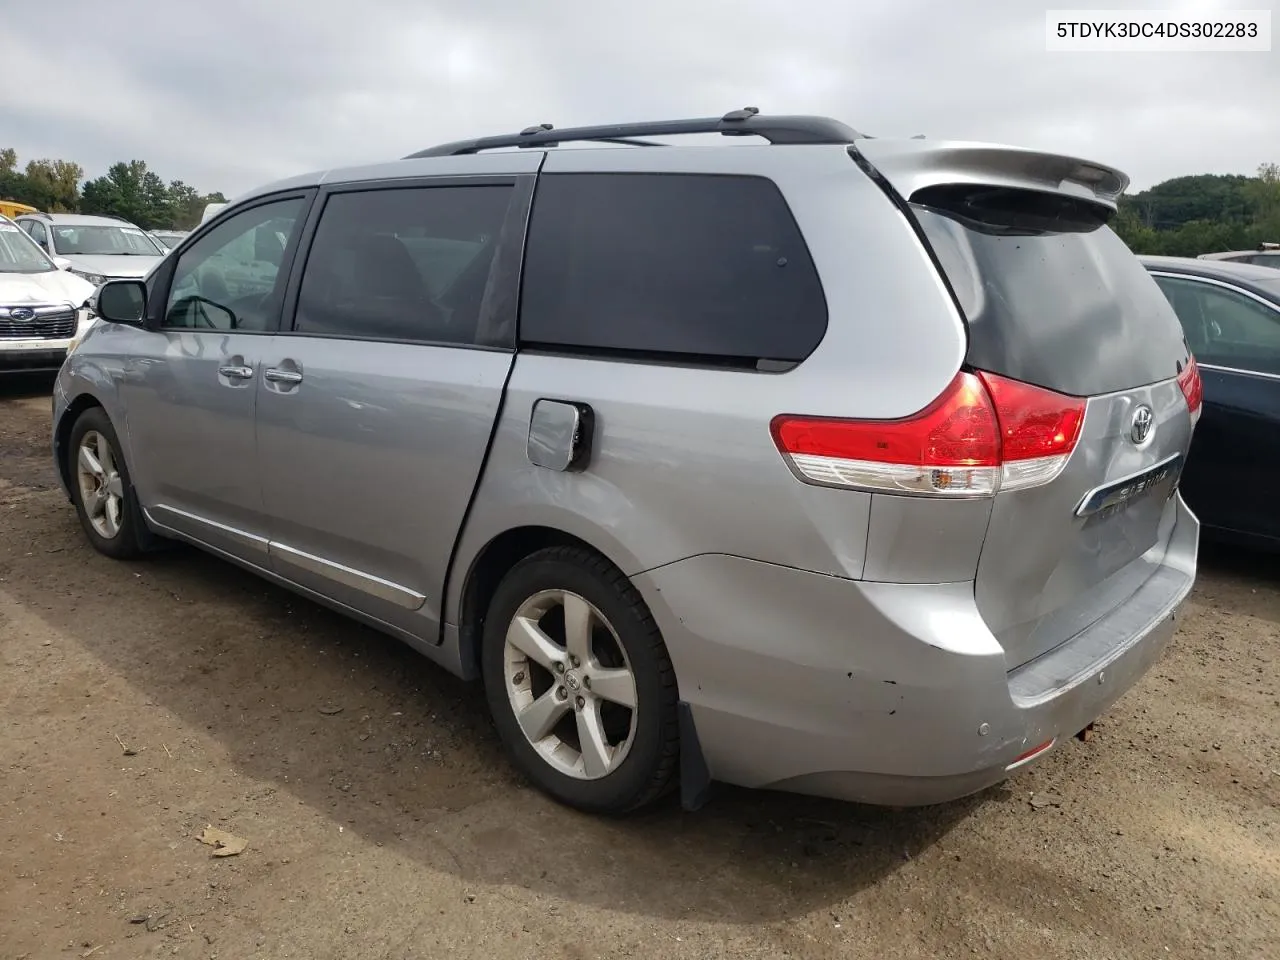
[635,493,1198,806]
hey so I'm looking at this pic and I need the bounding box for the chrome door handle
[263,367,303,384]
[218,364,254,380]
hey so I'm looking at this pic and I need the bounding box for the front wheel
[481,546,679,814]
[67,407,148,559]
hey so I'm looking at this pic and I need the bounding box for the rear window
[519,173,827,366]
[911,186,1189,397]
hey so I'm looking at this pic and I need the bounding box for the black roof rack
[405,108,863,159]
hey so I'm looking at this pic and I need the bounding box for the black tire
[481,545,680,814]
[66,407,150,560]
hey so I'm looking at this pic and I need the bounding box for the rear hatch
[854,139,1200,670]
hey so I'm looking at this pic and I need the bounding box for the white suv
[15,212,165,287]
[0,215,95,373]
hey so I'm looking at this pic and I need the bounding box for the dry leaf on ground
[197,826,247,857]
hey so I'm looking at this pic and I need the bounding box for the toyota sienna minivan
[53,110,1201,814]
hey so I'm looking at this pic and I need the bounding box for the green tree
[165,179,224,230]
[23,158,83,212]
[1121,174,1254,230]
[1243,163,1280,241]
[2,148,225,226]
[1115,163,1280,256]
[0,147,29,205]
[81,160,170,228]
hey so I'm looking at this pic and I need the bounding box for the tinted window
[519,174,827,365]
[293,185,512,346]
[165,197,305,331]
[1153,275,1280,375]
[911,186,1188,397]
[24,220,47,245]
[1248,253,1280,269]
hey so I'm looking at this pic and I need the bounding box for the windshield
[51,224,162,256]
[0,221,55,273]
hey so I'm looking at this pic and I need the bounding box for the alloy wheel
[502,589,639,780]
[76,430,124,539]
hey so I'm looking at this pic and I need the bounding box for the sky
[1,0,1276,199]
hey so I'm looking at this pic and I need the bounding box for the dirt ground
[0,373,1276,960]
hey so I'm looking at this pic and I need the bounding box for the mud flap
[678,701,712,812]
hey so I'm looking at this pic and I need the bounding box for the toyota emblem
[9,307,35,322]
[1130,405,1154,445]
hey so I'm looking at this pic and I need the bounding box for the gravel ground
[1,372,1277,960]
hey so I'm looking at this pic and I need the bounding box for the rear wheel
[67,408,148,559]
[481,546,679,814]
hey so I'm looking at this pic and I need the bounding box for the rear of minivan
[442,132,1199,810]
[620,140,1200,805]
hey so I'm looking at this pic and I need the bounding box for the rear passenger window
[293,185,512,346]
[519,174,827,365]
[1153,275,1280,375]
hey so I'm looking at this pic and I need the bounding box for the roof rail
[404,108,864,159]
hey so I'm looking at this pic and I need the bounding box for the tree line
[0,148,226,231]
[1113,163,1280,257]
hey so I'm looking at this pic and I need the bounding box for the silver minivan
[53,111,1202,814]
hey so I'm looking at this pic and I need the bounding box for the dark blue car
[1143,256,1280,550]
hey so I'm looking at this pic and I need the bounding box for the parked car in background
[0,215,95,373]
[14,212,165,287]
[1197,243,1280,269]
[1144,256,1280,550]
[0,200,39,220]
[150,230,189,251]
[54,111,1200,815]
[200,202,227,225]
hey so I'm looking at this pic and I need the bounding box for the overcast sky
[2,0,1275,198]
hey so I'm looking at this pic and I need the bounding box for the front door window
[165,198,306,333]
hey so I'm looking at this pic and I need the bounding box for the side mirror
[93,279,148,326]
[52,256,72,271]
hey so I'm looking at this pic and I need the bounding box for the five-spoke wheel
[482,546,680,814]
[503,588,639,780]
[67,407,148,559]
[75,429,125,539]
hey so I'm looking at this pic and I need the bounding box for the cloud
[1,0,1275,195]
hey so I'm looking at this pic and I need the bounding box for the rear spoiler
[851,138,1129,211]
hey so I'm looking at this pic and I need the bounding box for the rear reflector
[1178,356,1203,426]
[1006,738,1056,771]
[771,372,1086,497]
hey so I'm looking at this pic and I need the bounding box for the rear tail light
[771,371,1085,497]
[1177,356,1203,426]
